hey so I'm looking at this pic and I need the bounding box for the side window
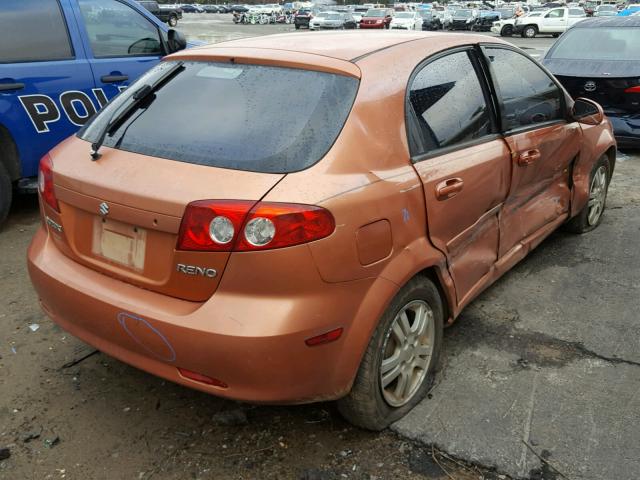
[78,0,162,58]
[0,0,73,63]
[545,9,564,18]
[483,47,563,131]
[407,51,492,156]
[569,8,585,16]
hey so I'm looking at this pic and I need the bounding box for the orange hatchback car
[28,32,616,430]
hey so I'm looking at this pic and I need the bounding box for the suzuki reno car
[28,32,616,430]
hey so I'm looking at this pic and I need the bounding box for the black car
[419,10,442,30]
[217,5,230,13]
[203,5,219,12]
[543,17,640,148]
[229,4,248,13]
[294,8,315,29]
[470,10,500,31]
[138,0,182,26]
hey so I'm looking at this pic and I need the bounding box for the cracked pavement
[393,151,640,479]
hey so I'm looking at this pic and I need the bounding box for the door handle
[517,148,541,166]
[0,82,25,92]
[436,178,464,200]
[101,74,129,83]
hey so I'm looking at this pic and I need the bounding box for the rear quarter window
[79,61,359,173]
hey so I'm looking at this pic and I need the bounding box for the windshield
[547,27,640,61]
[395,12,414,17]
[316,11,329,17]
[326,13,341,19]
[365,9,386,16]
[598,5,617,10]
[79,61,359,174]
[454,9,472,17]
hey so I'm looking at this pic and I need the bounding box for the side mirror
[167,29,187,53]
[572,97,604,125]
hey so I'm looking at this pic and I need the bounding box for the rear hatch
[48,59,359,302]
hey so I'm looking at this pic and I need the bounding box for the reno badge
[584,80,597,93]
[99,202,110,216]
[176,263,217,278]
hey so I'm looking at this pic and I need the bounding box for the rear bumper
[607,113,640,147]
[28,227,395,404]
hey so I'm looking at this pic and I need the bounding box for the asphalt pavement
[394,152,640,479]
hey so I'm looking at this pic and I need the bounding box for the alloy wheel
[379,300,435,407]
[587,165,608,226]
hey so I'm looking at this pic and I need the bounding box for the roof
[186,31,451,62]
[572,16,640,27]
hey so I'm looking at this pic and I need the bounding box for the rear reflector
[177,200,335,252]
[178,367,228,388]
[625,86,640,93]
[305,327,344,347]
[38,154,59,212]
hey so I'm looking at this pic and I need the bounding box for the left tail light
[177,200,335,252]
[38,154,59,212]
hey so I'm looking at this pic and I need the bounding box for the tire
[168,15,178,27]
[337,276,444,431]
[552,33,560,37]
[522,25,537,38]
[500,25,513,36]
[295,23,300,29]
[0,162,12,229]
[565,156,610,234]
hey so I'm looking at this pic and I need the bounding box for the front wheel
[337,276,444,430]
[168,15,178,27]
[0,162,11,228]
[500,25,513,36]
[565,156,610,233]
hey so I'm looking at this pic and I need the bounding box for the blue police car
[0,0,189,226]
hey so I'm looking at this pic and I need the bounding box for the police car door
[0,0,97,180]
[73,0,165,103]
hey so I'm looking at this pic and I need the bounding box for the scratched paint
[117,312,176,362]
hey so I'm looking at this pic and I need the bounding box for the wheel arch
[0,123,21,182]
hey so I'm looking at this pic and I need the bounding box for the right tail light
[177,200,335,252]
[38,153,59,212]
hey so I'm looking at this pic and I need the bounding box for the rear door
[540,8,566,32]
[73,0,166,105]
[0,0,95,179]
[408,48,511,304]
[480,46,581,258]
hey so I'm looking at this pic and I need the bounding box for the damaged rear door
[480,45,581,257]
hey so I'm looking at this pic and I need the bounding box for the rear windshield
[79,61,359,173]
[547,27,640,61]
[366,9,386,16]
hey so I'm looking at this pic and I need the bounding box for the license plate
[92,217,146,270]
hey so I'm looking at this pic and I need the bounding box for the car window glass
[569,8,585,15]
[546,27,640,61]
[78,0,162,58]
[484,47,562,131]
[78,61,359,173]
[407,51,492,156]
[0,0,73,63]
[546,9,564,17]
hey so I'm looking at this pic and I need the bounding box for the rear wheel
[337,276,443,430]
[0,162,12,228]
[565,156,610,233]
[522,25,537,38]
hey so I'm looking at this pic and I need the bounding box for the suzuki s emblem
[99,202,110,216]
[584,80,597,92]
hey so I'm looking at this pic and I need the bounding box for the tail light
[177,200,335,252]
[38,154,59,212]
[624,86,640,93]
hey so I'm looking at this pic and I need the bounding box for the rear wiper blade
[90,61,184,160]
